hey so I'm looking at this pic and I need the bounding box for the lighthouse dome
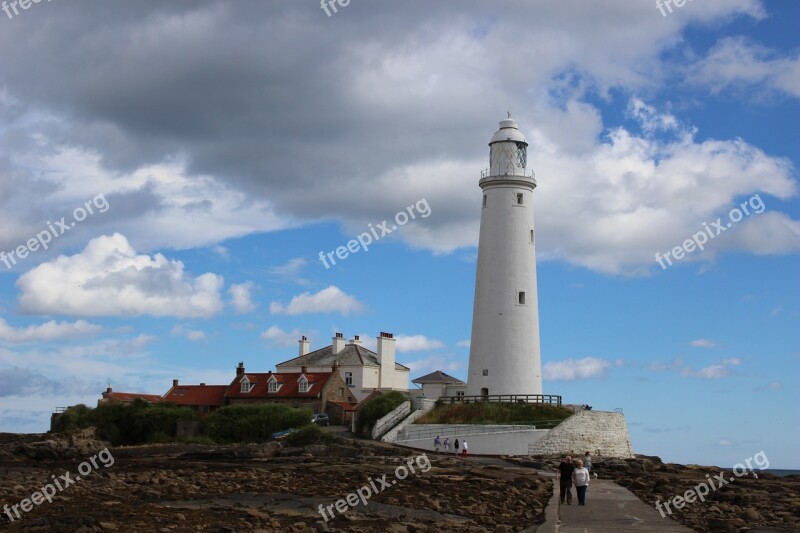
[489,116,527,145]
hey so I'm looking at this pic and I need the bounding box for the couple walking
[556,452,591,506]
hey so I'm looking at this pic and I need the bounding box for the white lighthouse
[466,115,543,397]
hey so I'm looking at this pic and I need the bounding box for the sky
[0,0,797,469]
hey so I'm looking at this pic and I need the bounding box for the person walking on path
[572,459,590,506]
[584,451,592,473]
[443,437,450,454]
[556,455,575,505]
[434,436,441,454]
[461,440,468,459]
[454,439,460,456]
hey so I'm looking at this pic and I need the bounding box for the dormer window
[298,376,309,393]
[268,377,278,393]
[240,378,254,393]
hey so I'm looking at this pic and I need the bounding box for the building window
[298,378,309,393]
[345,372,353,386]
[240,381,253,393]
[482,369,489,376]
[518,291,526,305]
[268,380,278,393]
[339,388,345,397]
[456,391,465,398]
[482,194,487,207]
[530,229,534,244]
[516,193,524,205]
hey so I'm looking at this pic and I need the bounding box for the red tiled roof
[225,371,333,399]
[163,385,227,406]
[329,400,357,411]
[103,391,162,403]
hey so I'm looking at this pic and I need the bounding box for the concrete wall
[394,424,549,456]
[526,410,633,458]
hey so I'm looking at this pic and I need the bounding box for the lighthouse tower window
[515,142,527,168]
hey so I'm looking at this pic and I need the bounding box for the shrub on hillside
[201,403,312,443]
[284,424,335,446]
[355,391,407,436]
[416,402,572,425]
[52,400,198,446]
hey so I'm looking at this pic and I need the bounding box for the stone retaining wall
[526,410,633,458]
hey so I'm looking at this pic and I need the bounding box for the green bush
[202,403,312,443]
[284,424,334,447]
[355,391,406,436]
[52,400,198,446]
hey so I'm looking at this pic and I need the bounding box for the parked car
[311,413,330,426]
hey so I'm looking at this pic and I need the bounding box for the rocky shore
[0,432,550,532]
[513,454,800,532]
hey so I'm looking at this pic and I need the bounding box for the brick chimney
[350,335,362,346]
[332,332,345,354]
[172,379,179,388]
[236,362,245,377]
[299,335,310,357]
[377,332,396,389]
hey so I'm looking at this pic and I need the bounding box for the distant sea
[765,469,800,477]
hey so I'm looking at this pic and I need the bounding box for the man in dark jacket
[556,455,575,504]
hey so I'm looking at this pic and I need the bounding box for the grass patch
[415,402,573,426]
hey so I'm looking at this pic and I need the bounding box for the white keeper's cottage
[276,332,410,401]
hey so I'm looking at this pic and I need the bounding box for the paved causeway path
[539,473,695,532]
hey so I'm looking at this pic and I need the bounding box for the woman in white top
[572,459,590,506]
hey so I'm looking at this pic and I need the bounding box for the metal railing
[397,420,562,442]
[438,394,561,406]
[480,168,536,179]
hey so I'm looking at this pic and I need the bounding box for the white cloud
[170,325,207,342]
[767,381,782,390]
[260,325,304,347]
[16,233,224,318]
[229,282,256,314]
[721,357,741,366]
[648,358,683,372]
[689,339,717,348]
[268,258,309,285]
[543,357,612,381]
[403,354,465,375]
[395,335,445,352]
[456,339,470,348]
[269,286,365,316]
[0,318,101,343]
[683,364,731,379]
[718,439,733,447]
[688,37,800,98]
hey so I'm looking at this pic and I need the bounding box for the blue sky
[0,0,797,468]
